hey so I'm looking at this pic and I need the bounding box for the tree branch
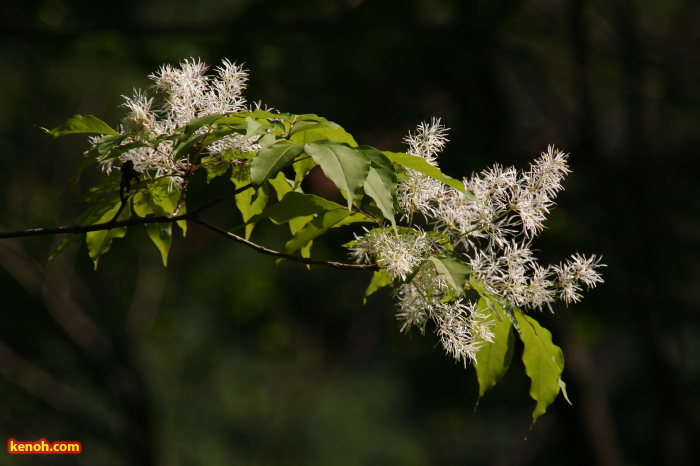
[0,214,186,239]
[0,183,378,271]
[0,183,253,239]
[191,218,379,270]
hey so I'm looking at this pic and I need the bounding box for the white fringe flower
[92,58,252,189]
[350,120,605,365]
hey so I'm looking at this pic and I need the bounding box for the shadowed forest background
[1,0,699,465]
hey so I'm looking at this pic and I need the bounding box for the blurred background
[1,0,699,464]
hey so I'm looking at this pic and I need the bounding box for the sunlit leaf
[293,156,316,187]
[304,141,370,209]
[383,151,475,199]
[427,251,472,295]
[285,209,372,254]
[267,173,314,259]
[360,146,397,228]
[41,114,120,137]
[474,297,515,405]
[512,309,566,430]
[249,191,344,225]
[290,121,357,146]
[363,268,393,304]
[232,165,269,239]
[131,179,184,264]
[85,201,130,269]
[250,141,304,186]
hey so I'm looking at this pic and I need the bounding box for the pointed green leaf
[145,223,172,266]
[360,146,397,227]
[267,173,314,259]
[231,165,269,239]
[42,115,120,137]
[51,176,123,260]
[244,116,272,140]
[363,268,393,304]
[200,155,231,183]
[131,179,183,264]
[183,113,224,136]
[267,171,295,200]
[171,133,206,161]
[285,209,372,254]
[250,141,304,186]
[290,121,357,146]
[242,186,269,240]
[133,178,186,235]
[238,109,294,121]
[512,309,566,429]
[293,156,316,187]
[249,192,344,225]
[427,251,472,295]
[304,141,370,209]
[383,151,475,199]
[85,202,129,269]
[474,297,515,404]
[94,134,128,157]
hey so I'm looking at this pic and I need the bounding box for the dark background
[1,0,699,465]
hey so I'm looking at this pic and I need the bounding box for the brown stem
[192,217,378,270]
[0,183,377,271]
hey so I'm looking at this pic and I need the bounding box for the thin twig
[0,215,186,239]
[0,183,254,239]
[0,184,378,271]
[192,217,379,270]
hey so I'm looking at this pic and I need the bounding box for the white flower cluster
[350,119,604,364]
[95,58,254,188]
[350,227,494,366]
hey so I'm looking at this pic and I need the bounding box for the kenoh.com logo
[7,438,82,454]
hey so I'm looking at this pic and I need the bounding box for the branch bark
[192,218,378,270]
[0,184,378,271]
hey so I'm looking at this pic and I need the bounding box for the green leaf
[104,141,153,163]
[182,113,224,136]
[285,209,372,254]
[250,191,344,225]
[238,109,294,121]
[427,251,472,296]
[290,121,357,146]
[363,268,393,304]
[267,174,314,259]
[293,156,316,187]
[250,141,304,186]
[360,146,398,228]
[85,201,130,269]
[131,179,184,264]
[474,297,515,405]
[244,116,272,140]
[304,141,371,209]
[200,155,231,183]
[512,309,566,430]
[41,115,120,137]
[171,133,206,161]
[145,223,172,266]
[383,151,475,199]
[51,176,123,260]
[95,134,127,157]
[231,165,269,239]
